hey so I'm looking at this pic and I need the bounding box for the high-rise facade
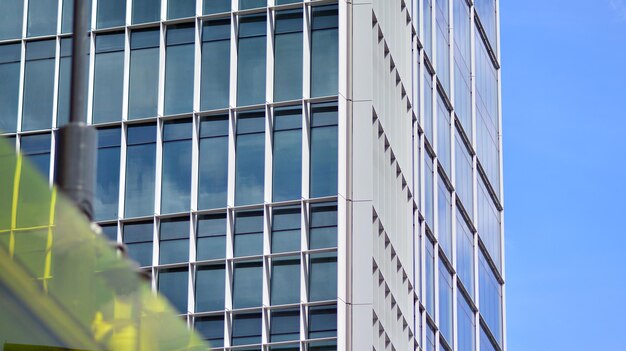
[0,0,504,350]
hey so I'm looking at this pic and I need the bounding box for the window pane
[198,116,229,209]
[0,44,20,133]
[201,19,230,111]
[425,325,435,351]
[93,33,125,124]
[310,103,337,198]
[123,221,153,267]
[0,0,23,40]
[479,250,502,344]
[271,206,300,253]
[436,0,450,93]
[480,326,498,351]
[232,312,262,346]
[455,133,473,216]
[196,315,224,347]
[423,0,432,57]
[20,134,51,177]
[270,256,300,305]
[274,10,302,102]
[309,253,336,302]
[129,29,160,119]
[438,178,451,258]
[161,120,192,214]
[424,154,434,228]
[196,213,226,260]
[458,291,475,351]
[276,0,301,4]
[308,305,336,339]
[204,0,230,14]
[309,202,337,249]
[272,107,301,201]
[457,210,474,296]
[100,224,118,242]
[133,0,161,24]
[97,0,126,28]
[125,124,156,217]
[270,309,299,342]
[95,128,121,221]
[168,0,195,19]
[310,5,338,98]
[61,0,73,33]
[158,268,189,314]
[425,238,434,315]
[475,0,496,46]
[439,259,453,345]
[237,15,266,106]
[308,340,337,351]
[234,211,263,257]
[423,70,433,142]
[233,260,262,308]
[165,24,195,115]
[195,264,225,312]
[478,177,501,269]
[235,111,265,205]
[27,0,58,37]
[437,94,451,174]
[239,0,265,10]
[159,217,189,264]
[57,39,72,127]
[22,40,56,132]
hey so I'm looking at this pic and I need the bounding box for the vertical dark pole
[57,0,97,221]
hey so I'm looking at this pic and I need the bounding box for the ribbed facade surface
[0,0,504,350]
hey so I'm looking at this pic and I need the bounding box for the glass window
[274,10,302,102]
[458,291,475,351]
[0,0,23,40]
[204,0,230,14]
[424,154,434,228]
[133,0,161,24]
[270,256,300,305]
[439,258,453,346]
[308,305,336,339]
[478,177,501,269]
[424,237,434,315]
[271,206,300,253]
[309,252,336,302]
[158,268,189,314]
[125,124,156,218]
[272,107,302,201]
[309,202,337,249]
[237,14,266,106]
[270,309,299,342]
[198,116,229,209]
[196,213,226,260]
[233,260,262,308]
[195,264,225,312]
[437,177,451,258]
[61,0,73,33]
[480,326,498,351]
[232,312,262,346]
[97,0,126,28]
[165,24,195,115]
[0,44,21,133]
[455,133,473,216]
[308,340,336,351]
[57,39,72,127]
[475,0,496,47]
[95,127,121,221]
[423,0,432,57]
[239,0,265,10]
[129,29,160,119]
[20,133,51,177]
[423,70,433,142]
[276,0,301,4]
[234,211,263,257]
[310,103,338,198]
[437,93,451,175]
[100,224,118,242]
[196,315,224,347]
[168,0,195,19]
[425,325,435,351]
[161,119,192,214]
[479,250,502,344]
[436,0,450,93]
[456,210,474,296]
[123,221,153,267]
[235,111,265,205]
[159,217,189,264]
[27,0,57,37]
[93,33,125,124]
[454,0,471,133]
[311,5,338,98]
[201,19,231,111]
[22,40,56,132]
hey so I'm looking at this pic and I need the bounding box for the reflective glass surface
[309,202,337,249]
[165,24,195,115]
[201,19,230,111]
[196,315,224,347]
[439,259,453,345]
[0,44,20,133]
[133,0,161,24]
[125,124,156,218]
[311,5,338,97]
[457,211,474,296]
[308,305,337,339]
[204,0,230,14]
[309,252,336,301]
[237,15,266,106]
[479,250,502,344]
[161,119,192,214]
[158,268,189,314]
[27,0,57,37]
[93,33,125,124]
[123,221,153,267]
[438,178,451,257]
[234,211,263,257]
[270,256,300,305]
[159,217,189,264]
[235,111,265,205]
[196,213,226,260]
[271,206,300,253]
[20,133,51,177]
[129,29,160,119]
[168,0,195,19]
[239,0,265,10]
[198,116,229,209]
[425,155,434,228]
[272,107,301,201]
[425,238,434,315]
[97,0,126,28]
[0,0,23,40]
[270,309,299,342]
[274,10,302,102]
[309,103,338,197]
[22,40,56,132]
[458,291,475,351]
[437,94,451,174]
[94,127,121,221]
[232,312,262,346]
[233,260,262,308]
[61,0,73,33]
[56,39,72,127]
[195,264,225,312]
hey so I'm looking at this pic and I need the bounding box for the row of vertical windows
[479,250,502,346]
[435,0,450,95]
[455,131,473,217]
[474,0,497,48]
[453,0,472,135]
[437,93,451,176]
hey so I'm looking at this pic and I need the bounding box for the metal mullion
[154,118,163,216]
[51,37,61,130]
[264,105,273,204]
[16,40,25,133]
[229,12,237,109]
[302,3,311,100]
[267,8,275,104]
[152,217,159,291]
[193,17,202,114]
[86,25,96,125]
[122,28,131,122]
[157,22,166,117]
[191,115,200,212]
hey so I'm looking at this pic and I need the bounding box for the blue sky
[501,0,626,349]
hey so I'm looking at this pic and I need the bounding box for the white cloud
[609,0,626,20]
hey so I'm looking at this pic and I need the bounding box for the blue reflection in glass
[0,0,23,40]
[0,44,20,133]
[310,103,338,198]
[129,29,160,119]
[57,39,72,127]
[168,0,195,19]
[201,19,230,111]
[425,238,435,315]
[198,116,228,209]
[100,224,118,242]
[159,217,189,264]
[311,5,338,97]
[232,312,262,346]
[95,128,121,221]
[203,0,230,14]
[197,213,226,260]
[196,315,224,347]
[158,268,188,313]
[458,291,475,351]
[270,309,299,342]
[133,0,161,24]
[309,202,337,249]
[61,0,73,33]
[27,0,58,37]
[20,134,51,178]
[123,221,153,267]
[22,40,56,132]
[234,211,263,257]
[308,305,337,338]
[237,15,266,106]
[457,210,474,297]
[272,107,301,201]
[165,24,195,115]
[309,253,336,301]
[235,111,265,205]
[93,33,125,124]
[271,206,300,253]
[270,256,300,305]
[479,250,502,344]
[125,124,156,218]
[195,264,225,312]
[97,0,126,28]
[161,119,192,214]
[239,0,266,10]
[276,0,301,4]
[438,179,452,258]
[439,258,453,345]
[233,260,262,308]
[274,10,302,102]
